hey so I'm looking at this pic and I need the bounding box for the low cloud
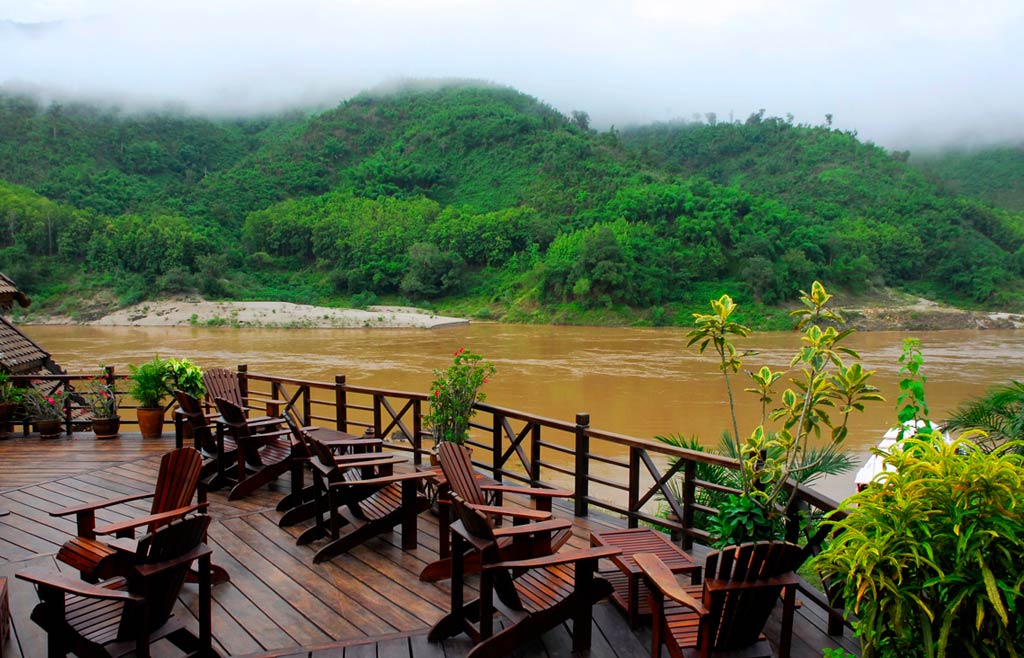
[1,0,1022,149]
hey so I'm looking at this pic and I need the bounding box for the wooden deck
[0,433,860,658]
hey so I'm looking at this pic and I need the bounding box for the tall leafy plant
[425,348,496,445]
[689,282,881,546]
[812,435,1024,658]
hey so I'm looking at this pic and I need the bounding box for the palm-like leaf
[946,380,1024,451]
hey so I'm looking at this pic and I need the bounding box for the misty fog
[2,0,1022,150]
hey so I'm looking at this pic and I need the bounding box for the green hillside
[1,84,1023,326]
[912,146,1024,212]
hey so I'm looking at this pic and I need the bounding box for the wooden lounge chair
[213,397,298,501]
[419,441,574,582]
[277,413,401,527]
[51,447,205,581]
[202,366,279,421]
[298,434,430,563]
[428,490,619,658]
[173,390,238,490]
[635,541,802,658]
[19,514,217,658]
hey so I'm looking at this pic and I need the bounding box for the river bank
[17,299,469,329]
[12,291,1024,331]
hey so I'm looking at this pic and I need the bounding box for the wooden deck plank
[238,513,413,635]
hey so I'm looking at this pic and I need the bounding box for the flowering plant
[85,377,122,419]
[425,348,496,445]
[24,388,70,421]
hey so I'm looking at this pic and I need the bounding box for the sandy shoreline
[20,300,469,329]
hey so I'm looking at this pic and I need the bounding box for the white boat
[854,420,951,491]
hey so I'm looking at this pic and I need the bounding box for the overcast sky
[1,0,1022,150]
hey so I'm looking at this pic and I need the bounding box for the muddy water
[23,324,1023,499]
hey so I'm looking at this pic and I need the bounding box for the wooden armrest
[334,454,404,466]
[333,455,405,470]
[134,544,213,577]
[704,572,800,593]
[51,492,153,517]
[634,553,709,615]
[94,503,206,536]
[480,485,574,499]
[492,518,572,538]
[246,415,286,426]
[17,568,142,602]
[486,546,621,571]
[325,438,384,449]
[332,471,429,488]
[466,503,551,521]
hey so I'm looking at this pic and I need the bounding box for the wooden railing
[10,363,846,631]
[8,364,845,545]
[239,366,843,554]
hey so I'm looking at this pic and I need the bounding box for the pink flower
[46,397,55,404]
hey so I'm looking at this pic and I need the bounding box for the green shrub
[812,434,1024,658]
[129,356,171,408]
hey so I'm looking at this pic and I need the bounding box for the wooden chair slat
[637,541,802,658]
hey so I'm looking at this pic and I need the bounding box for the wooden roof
[0,315,52,374]
[0,272,31,311]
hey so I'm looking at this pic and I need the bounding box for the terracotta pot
[92,416,121,440]
[35,418,63,439]
[136,408,165,439]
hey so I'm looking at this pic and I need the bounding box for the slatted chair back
[214,396,295,454]
[203,367,245,409]
[447,491,521,609]
[173,389,218,455]
[284,410,317,462]
[148,447,203,534]
[701,541,802,652]
[119,514,211,640]
[437,441,488,506]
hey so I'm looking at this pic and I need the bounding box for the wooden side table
[590,527,702,627]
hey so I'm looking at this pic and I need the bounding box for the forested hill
[1,83,1022,326]
[911,146,1024,213]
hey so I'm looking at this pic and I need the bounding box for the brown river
[22,324,1023,500]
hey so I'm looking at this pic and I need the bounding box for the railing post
[237,364,249,401]
[335,375,347,431]
[627,446,640,528]
[491,412,503,482]
[574,412,590,518]
[372,393,382,436]
[681,460,696,550]
[302,387,312,426]
[412,398,422,465]
[62,387,72,436]
[530,424,541,485]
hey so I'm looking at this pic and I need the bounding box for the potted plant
[167,358,205,399]
[424,348,496,460]
[0,372,26,439]
[23,388,69,439]
[129,356,171,439]
[85,373,123,439]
